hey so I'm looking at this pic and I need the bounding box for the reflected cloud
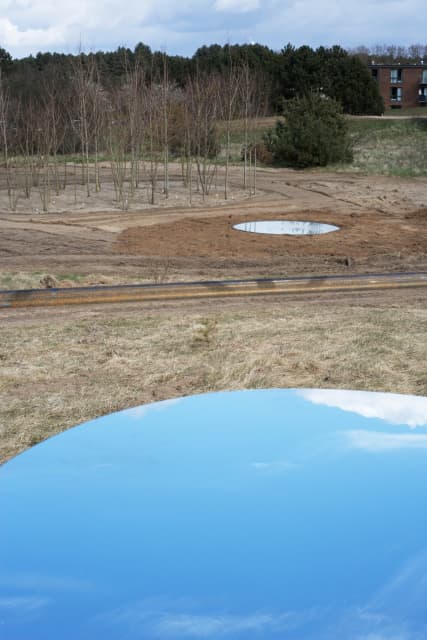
[214,0,260,12]
[233,220,339,235]
[356,635,412,640]
[156,611,292,636]
[298,389,427,428]
[97,600,296,638]
[340,550,427,640]
[124,398,183,420]
[343,430,427,452]
[0,573,93,593]
[369,549,427,613]
[331,619,417,640]
[0,595,50,612]
[251,460,298,474]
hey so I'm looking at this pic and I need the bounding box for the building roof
[368,62,425,68]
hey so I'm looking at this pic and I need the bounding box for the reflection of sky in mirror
[298,388,427,428]
[1,388,426,639]
[233,220,340,235]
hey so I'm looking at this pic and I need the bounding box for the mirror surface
[233,220,340,235]
[1,389,426,639]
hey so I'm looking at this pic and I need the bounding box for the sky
[0,0,425,59]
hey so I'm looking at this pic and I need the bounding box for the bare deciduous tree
[186,71,220,200]
[0,72,20,210]
[218,63,241,200]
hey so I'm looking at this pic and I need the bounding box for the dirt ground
[1,163,427,463]
[1,164,426,285]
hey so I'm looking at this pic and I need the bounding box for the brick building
[368,63,427,109]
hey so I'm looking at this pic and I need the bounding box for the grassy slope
[344,118,427,176]
[222,115,427,176]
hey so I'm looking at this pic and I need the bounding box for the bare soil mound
[114,209,427,262]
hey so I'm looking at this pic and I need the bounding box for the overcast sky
[1,0,425,59]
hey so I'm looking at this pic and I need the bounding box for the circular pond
[233,220,340,235]
[1,389,427,639]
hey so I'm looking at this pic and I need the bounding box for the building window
[391,87,402,102]
[371,69,378,80]
[422,69,427,84]
[419,88,427,103]
[390,69,402,83]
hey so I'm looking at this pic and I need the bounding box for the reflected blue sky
[1,389,426,639]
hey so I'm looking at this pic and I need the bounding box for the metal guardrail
[1,272,427,309]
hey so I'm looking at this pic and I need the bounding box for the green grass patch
[338,118,427,176]
[56,273,86,283]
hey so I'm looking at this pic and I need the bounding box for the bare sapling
[125,55,146,197]
[108,87,133,210]
[241,69,269,196]
[19,101,38,200]
[0,73,20,211]
[145,80,162,206]
[41,73,67,198]
[241,63,251,190]
[186,72,219,200]
[72,53,98,198]
[182,95,193,204]
[162,53,170,199]
[219,62,241,200]
[89,59,105,194]
[34,105,52,213]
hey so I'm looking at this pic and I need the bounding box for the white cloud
[214,0,260,12]
[344,430,427,452]
[1,0,426,58]
[298,389,427,428]
[0,17,65,48]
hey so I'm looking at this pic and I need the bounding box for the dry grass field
[2,293,427,463]
[1,159,427,464]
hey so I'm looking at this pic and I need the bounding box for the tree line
[350,43,427,64]
[2,39,426,118]
[0,42,387,115]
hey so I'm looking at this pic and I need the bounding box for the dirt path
[0,166,426,283]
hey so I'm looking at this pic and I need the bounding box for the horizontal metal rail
[1,272,426,309]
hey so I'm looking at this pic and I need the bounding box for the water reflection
[298,388,427,428]
[233,220,340,235]
[343,429,427,451]
[1,389,426,639]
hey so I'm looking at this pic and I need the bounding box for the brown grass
[1,298,426,464]
[0,268,173,291]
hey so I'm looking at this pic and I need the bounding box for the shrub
[264,95,353,168]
